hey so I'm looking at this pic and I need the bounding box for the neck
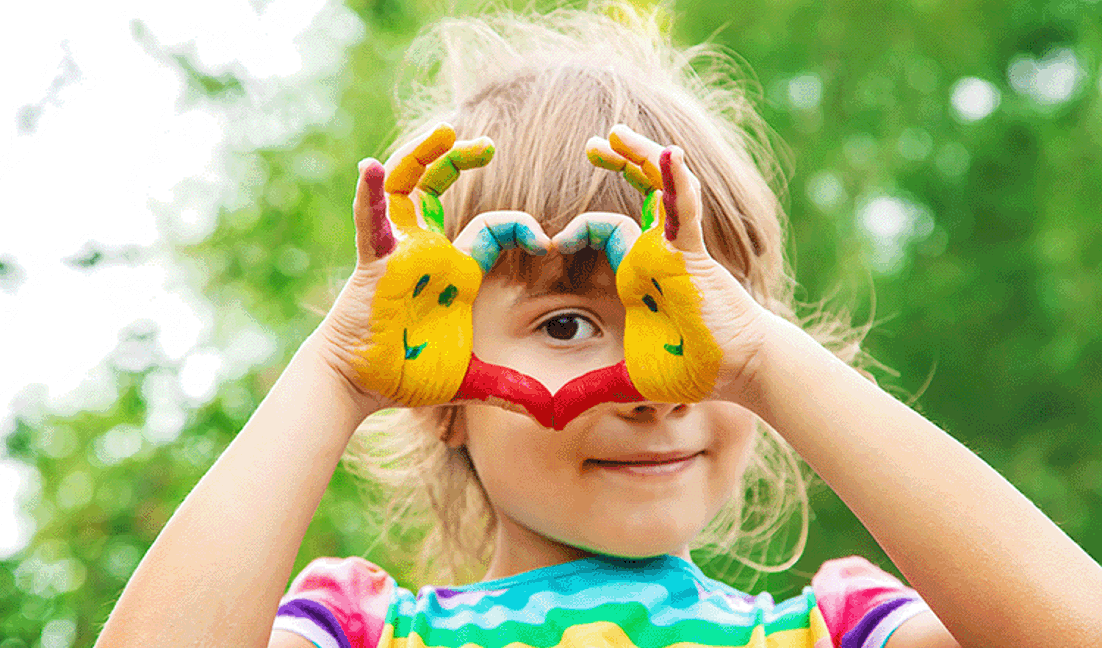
[480,511,694,582]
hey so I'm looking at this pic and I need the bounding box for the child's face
[459,249,756,572]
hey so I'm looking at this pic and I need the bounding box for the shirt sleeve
[273,556,394,648]
[811,556,931,648]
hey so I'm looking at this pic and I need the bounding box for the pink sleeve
[812,556,929,648]
[273,556,394,648]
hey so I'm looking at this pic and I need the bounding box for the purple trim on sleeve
[840,597,913,648]
[277,599,353,648]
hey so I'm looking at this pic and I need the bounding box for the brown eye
[542,314,598,342]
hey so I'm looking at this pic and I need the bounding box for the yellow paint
[386,126,457,227]
[378,621,826,648]
[616,208,721,403]
[353,228,482,407]
[608,131,663,189]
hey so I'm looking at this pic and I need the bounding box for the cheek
[702,402,758,504]
[462,404,576,499]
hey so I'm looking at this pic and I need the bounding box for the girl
[95,4,1102,648]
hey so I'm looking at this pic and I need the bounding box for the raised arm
[741,316,1102,647]
[94,124,507,647]
[585,123,1102,648]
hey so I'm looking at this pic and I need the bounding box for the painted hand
[557,124,770,404]
[319,123,531,408]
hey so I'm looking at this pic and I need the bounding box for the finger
[418,136,496,235]
[659,146,706,253]
[551,211,642,272]
[420,137,495,196]
[453,211,553,274]
[384,123,457,194]
[585,137,655,196]
[607,124,664,190]
[384,124,457,228]
[353,158,395,260]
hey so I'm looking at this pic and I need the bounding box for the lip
[587,451,702,476]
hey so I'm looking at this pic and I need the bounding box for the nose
[614,401,687,422]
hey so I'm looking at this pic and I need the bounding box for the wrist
[297,330,387,424]
[732,312,860,428]
[723,312,819,418]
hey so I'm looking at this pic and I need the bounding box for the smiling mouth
[587,452,701,475]
[403,329,427,360]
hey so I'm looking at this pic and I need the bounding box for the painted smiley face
[363,230,483,407]
[616,227,721,405]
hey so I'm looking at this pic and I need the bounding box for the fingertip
[609,123,633,138]
[552,228,587,255]
[468,136,495,165]
[359,157,383,176]
[659,147,674,175]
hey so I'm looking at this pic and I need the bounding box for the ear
[437,404,468,448]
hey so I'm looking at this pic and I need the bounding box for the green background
[4,0,1102,644]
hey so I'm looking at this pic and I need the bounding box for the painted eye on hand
[541,313,599,343]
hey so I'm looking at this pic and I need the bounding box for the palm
[322,125,491,407]
[576,125,767,403]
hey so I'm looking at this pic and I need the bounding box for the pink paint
[454,356,644,430]
[659,148,680,242]
[362,162,395,257]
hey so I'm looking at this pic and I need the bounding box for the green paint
[413,274,430,297]
[438,284,458,306]
[664,337,684,356]
[642,294,658,312]
[403,329,426,360]
[641,191,659,230]
[420,194,445,235]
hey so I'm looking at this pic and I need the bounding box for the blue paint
[604,225,629,272]
[471,222,547,273]
[470,227,503,274]
[642,294,658,312]
[557,220,629,271]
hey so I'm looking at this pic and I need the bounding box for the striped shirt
[274,554,928,648]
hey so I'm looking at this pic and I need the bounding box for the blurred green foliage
[4,0,1102,644]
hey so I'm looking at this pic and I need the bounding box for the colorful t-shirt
[273,554,929,648]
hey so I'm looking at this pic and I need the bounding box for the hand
[317,123,543,409]
[556,124,772,405]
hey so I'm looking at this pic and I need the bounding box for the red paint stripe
[659,148,680,242]
[553,361,644,429]
[455,355,554,429]
[453,357,645,430]
[364,162,395,257]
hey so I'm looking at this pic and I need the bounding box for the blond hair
[344,1,867,585]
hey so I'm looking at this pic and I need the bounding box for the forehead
[487,247,616,301]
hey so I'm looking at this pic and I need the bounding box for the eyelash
[536,311,601,344]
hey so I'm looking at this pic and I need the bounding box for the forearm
[739,315,1102,647]
[95,333,378,648]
